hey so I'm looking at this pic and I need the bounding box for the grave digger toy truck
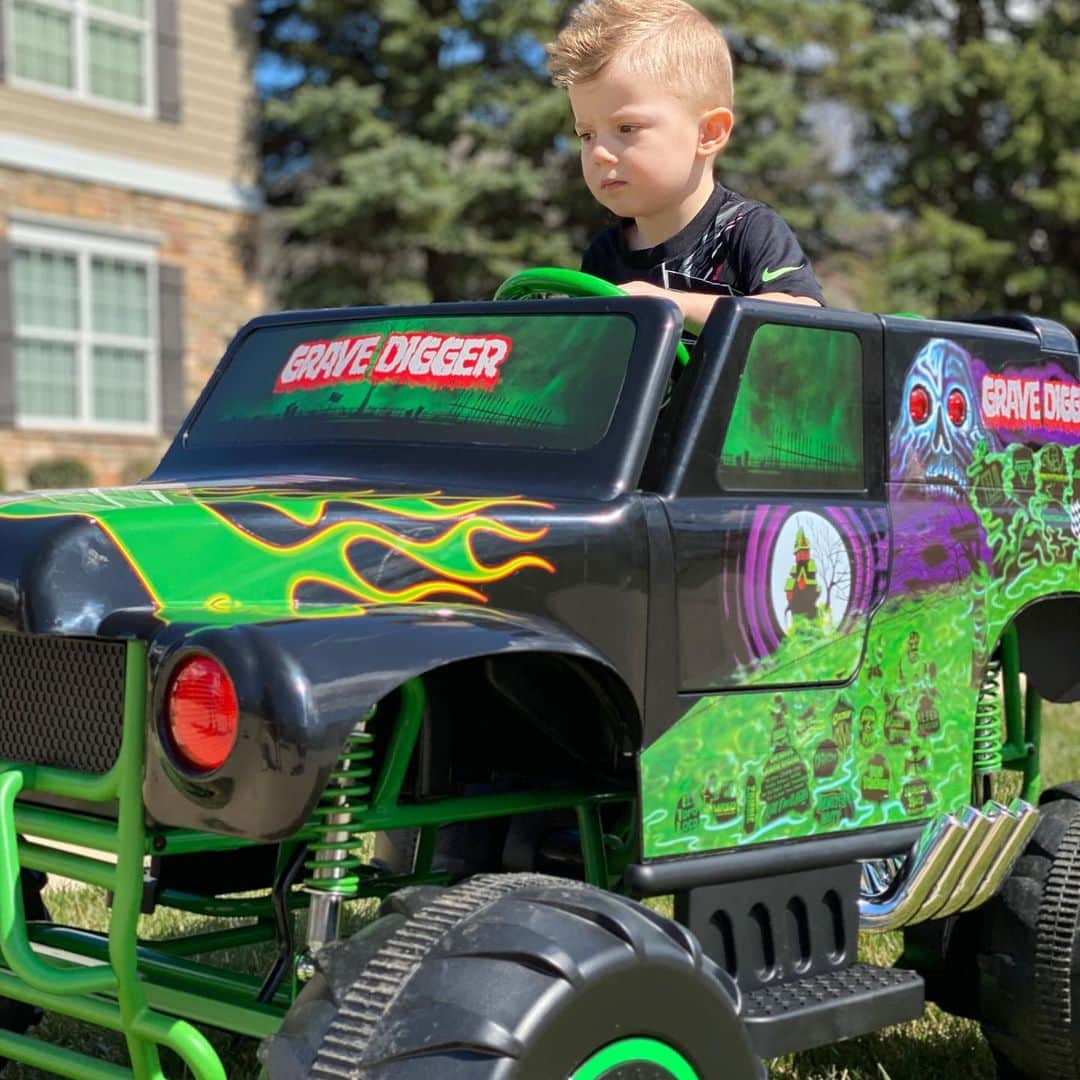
[0,270,1079,1079]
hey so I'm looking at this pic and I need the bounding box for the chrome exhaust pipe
[859,813,967,931]
[860,799,1040,932]
[914,805,992,922]
[956,799,1038,914]
[929,801,1016,919]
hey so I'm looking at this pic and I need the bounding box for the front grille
[0,634,127,775]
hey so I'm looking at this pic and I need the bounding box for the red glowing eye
[165,656,239,773]
[947,389,967,426]
[909,385,931,424]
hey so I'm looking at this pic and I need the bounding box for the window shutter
[155,0,182,123]
[0,240,15,428]
[158,264,187,435]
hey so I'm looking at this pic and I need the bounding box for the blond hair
[547,0,734,110]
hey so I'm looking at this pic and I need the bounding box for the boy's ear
[698,107,735,156]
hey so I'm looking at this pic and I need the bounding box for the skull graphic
[892,338,999,492]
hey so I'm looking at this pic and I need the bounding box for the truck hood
[0,482,557,634]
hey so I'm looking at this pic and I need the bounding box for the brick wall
[0,166,266,489]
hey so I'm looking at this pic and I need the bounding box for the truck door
[664,306,888,693]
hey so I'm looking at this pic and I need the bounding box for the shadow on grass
[772,1008,996,1080]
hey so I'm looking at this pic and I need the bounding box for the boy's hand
[620,279,820,334]
[619,280,718,334]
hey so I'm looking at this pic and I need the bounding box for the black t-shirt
[580,184,826,305]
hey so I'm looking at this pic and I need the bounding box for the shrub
[28,457,93,490]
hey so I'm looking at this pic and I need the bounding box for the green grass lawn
[6,702,1079,1079]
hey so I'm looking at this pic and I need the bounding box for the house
[0,0,264,488]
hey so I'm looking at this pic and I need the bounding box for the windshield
[187,311,637,453]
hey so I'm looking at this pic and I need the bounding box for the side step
[742,963,925,1058]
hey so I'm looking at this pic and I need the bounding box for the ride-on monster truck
[0,268,1078,1080]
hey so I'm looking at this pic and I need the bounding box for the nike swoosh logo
[761,264,804,283]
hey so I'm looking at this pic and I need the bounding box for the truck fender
[143,605,636,840]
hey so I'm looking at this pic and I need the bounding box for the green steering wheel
[494,267,692,368]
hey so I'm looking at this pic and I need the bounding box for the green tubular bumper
[0,642,232,1080]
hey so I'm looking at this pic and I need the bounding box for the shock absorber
[974,657,1005,779]
[300,719,375,972]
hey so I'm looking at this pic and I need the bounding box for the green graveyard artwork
[641,337,1080,858]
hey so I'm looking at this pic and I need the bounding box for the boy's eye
[618,124,639,134]
[576,131,593,143]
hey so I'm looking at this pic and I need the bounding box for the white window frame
[10,221,161,436]
[5,0,156,118]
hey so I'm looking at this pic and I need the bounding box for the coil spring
[304,727,374,895]
[974,657,1004,774]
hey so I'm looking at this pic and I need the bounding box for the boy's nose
[591,142,618,166]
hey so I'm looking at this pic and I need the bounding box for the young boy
[547,0,824,334]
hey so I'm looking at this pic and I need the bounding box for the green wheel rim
[569,1037,700,1080]
[494,267,692,368]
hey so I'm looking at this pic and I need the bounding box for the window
[718,323,865,491]
[188,312,638,453]
[11,223,158,433]
[8,0,153,112]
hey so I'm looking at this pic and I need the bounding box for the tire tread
[311,873,582,1078]
[1033,814,1080,1079]
[979,790,1080,1080]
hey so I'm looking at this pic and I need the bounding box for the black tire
[977,785,1080,1079]
[263,874,762,1080]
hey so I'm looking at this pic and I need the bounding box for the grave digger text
[274,331,513,393]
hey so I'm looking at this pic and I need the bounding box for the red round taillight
[909,384,931,424]
[165,656,239,773]
[947,388,967,426]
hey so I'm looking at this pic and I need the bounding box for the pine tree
[696,1,889,306]
[258,0,585,306]
[257,0,865,309]
[833,0,1080,327]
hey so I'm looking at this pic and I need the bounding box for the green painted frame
[999,623,1043,802]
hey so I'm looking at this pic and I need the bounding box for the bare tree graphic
[800,516,851,622]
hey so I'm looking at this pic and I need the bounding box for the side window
[718,323,865,491]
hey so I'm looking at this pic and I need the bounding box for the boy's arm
[621,205,823,331]
[728,204,825,306]
[620,281,819,335]
[753,292,823,307]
